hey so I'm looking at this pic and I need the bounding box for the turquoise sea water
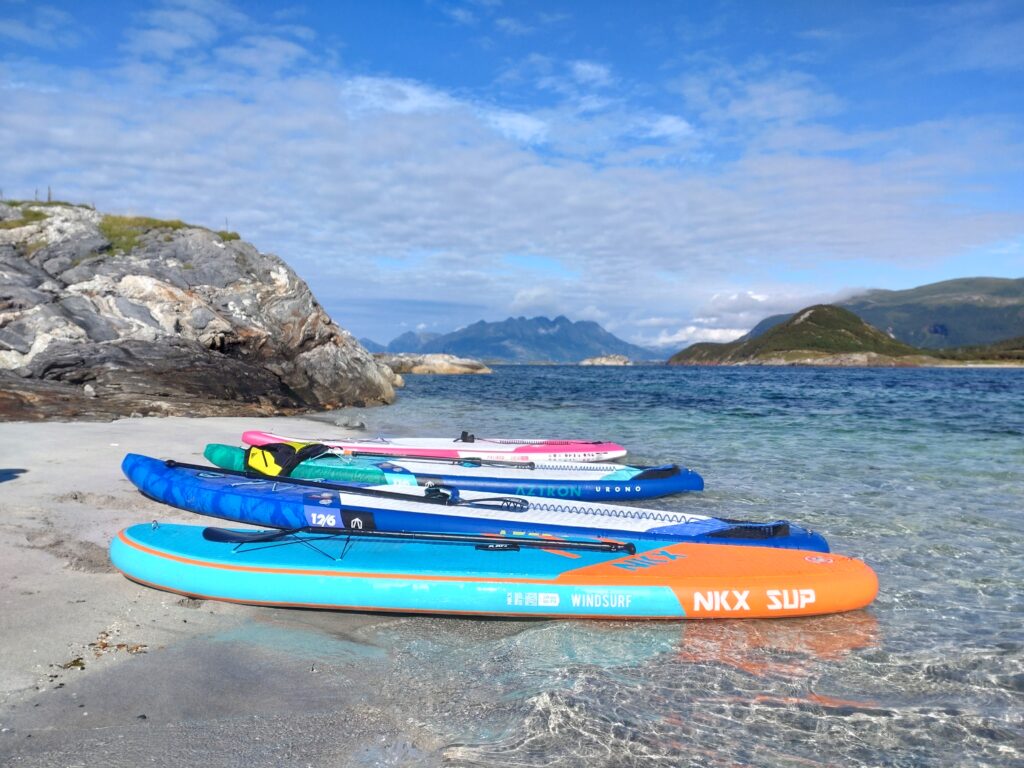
[10,366,1020,767]
[326,366,1022,766]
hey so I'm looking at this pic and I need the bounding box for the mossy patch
[25,238,48,255]
[0,208,48,229]
[99,215,191,253]
[2,200,90,208]
[217,230,240,241]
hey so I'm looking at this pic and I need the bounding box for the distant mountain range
[743,277,1024,349]
[359,277,1023,363]
[385,331,442,354]
[362,316,656,363]
[359,331,443,354]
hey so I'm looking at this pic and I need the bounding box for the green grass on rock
[99,215,191,253]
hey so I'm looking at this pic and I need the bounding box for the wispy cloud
[441,5,477,27]
[0,4,80,48]
[916,0,1024,73]
[495,17,532,36]
[651,326,749,347]
[570,60,613,87]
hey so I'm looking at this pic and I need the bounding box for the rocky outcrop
[579,354,632,366]
[374,353,492,375]
[0,202,394,419]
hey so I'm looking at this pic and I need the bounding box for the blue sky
[2,0,1022,348]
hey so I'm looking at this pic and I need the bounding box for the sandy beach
[0,415,438,766]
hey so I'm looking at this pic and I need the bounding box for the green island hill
[668,305,1024,366]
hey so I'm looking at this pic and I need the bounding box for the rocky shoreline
[0,202,395,420]
[670,351,1024,367]
[579,354,632,366]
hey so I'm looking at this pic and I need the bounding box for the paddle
[340,450,538,470]
[201,525,637,554]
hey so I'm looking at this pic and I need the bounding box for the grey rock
[374,353,492,375]
[0,325,33,354]
[579,354,632,366]
[115,296,160,328]
[58,296,120,342]
[188,305,217,330]
[0,202,394,418]
[34,233,108,272]
[0,286,53,312]
[334,418,367,430]
[1,244,49,287]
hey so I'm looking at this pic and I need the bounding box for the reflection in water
[264,368,1024,766]
[675,611,880,677]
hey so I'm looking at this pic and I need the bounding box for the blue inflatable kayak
[121,453,828,551]
[110,523,878,619]
[203,443,704,500]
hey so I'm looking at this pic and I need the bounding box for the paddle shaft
[168,459,495,507]
[202,525,637,554]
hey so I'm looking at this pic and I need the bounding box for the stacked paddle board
[122,453,826,550]
[203,443,703,500]
[111,429,878,619]
[243,430,629,463]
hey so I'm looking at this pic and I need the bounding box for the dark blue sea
[281,365,1024,767]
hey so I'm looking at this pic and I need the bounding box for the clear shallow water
[9,367,1019,767]
[326,366,1024,766]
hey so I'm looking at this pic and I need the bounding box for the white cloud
[339,76,458,115]
[4,58,1018,285]
[575,305,611,323]
[442,6,477,26]
[634,316,680,328]
[647,115,694,140]
[678,66,843,131]
[496,17,532,36]
[216,35,308,74]
[482,109,547,143]
[123,5,228,59]
[0,4,79,49]
[570,60,613,87]
[509,286,560,315]
[911,1,1024,73]
[653,326,749,347]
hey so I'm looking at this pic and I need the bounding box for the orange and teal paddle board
[110,523,878,620]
